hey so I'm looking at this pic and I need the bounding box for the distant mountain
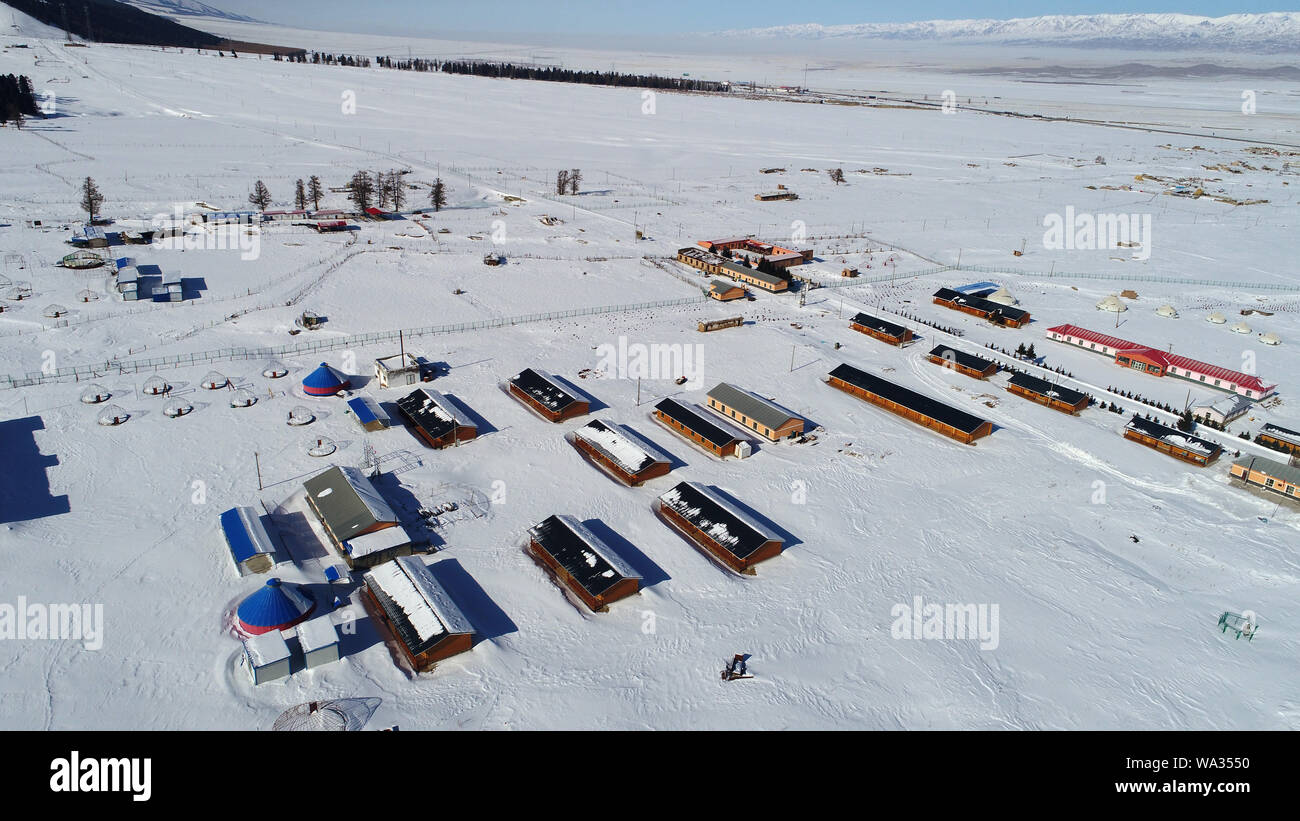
[124,0,259,24]
[0,0,298,54]
[716,13,1300,53]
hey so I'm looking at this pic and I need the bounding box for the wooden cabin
[570,419,673,486]
[850,312,913,346]
[527,514,642,611]
[1229,455,1300,500]
[508,368,590,423]
[653,397,749,458]
[1257,423,1300,456]
[927,345,998,379]
[826,363,993,444]
[933,287,1030,328]
[698,316,744,333]
[709,280,746,301]
[1122,415,1223,466]
[363,556,475,672]
[706,382,806,441]
[656,481,783,574]
[395,388,477,449]
[1006,372,1089,415]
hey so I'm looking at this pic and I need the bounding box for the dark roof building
[653,397,749,458]
[303,465,405,568]
[508,368,591,423]
[933,287,1031,327]
[395,388,477,449]
[826,363,993,444]
[927,345,998,379]
[363,556,476,672]
[570,419,674,486]
[527,515,642,611]
[1006,372,1089,414]
[1123,415,1223,466]
[1257,423,1300,455]
[656,482,783,574]
[850,312,913,346]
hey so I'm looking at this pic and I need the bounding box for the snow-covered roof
[365,557,474,652]
[295,615,339,653]
[343,526,410,559]
[528,514,641,596]
[243,630,290,667]
[658,481,781,559]
[574,419,672,475]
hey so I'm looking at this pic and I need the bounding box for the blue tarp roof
[220,506,273,564]
[303,362,350,395]
[347,396,391,427]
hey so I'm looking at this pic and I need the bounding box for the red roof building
[1045,324,1276,400]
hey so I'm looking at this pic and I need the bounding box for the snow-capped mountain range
[717,13,1300,53]
[125,0,259,24]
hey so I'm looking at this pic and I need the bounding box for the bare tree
[307,175,324,211]
[80,177,104,223]
[430,178,446,212]
[568,168,582,195]
[556,169,569,195]
[390,172,406,211]
[249,180,272,210]
[828,168,846,185]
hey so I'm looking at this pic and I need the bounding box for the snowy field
[2,11,1299,730]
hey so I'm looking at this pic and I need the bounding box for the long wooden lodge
[1229,455,1300,501]
[527,514,642,611]
[1257,423,1300,456]
[850,312,913,346]
[1006,372,1090,415]
[826,363,993,444]
[570,419,674,486]
[705,382,806,441]
[508,368,591,423]
[395,388,478,449]
[1123,415,1223,466]
[656,481,783,574]
[927,345,998,379]
[363,556,476,672]
[653,397,748,458]
[933,287,1031,328]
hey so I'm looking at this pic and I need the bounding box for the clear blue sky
[211,1,1297,36]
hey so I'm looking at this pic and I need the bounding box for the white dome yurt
[77,289,99,303]
[287,406,315,426]
[163,400,193,418]
[42,303,67,318]
[97,404,129,426]
[1230,321,1252,335]
[1096,294,1127,313]
[142,375,170,395]
[1206,312,1227,324]
[230,389,257,408]
[1156,304,1178,318]
[1259,332,1281,346]
[201,371,229,390]
[6,282,32,300]
[80,384,111,404]
[262,360,288,379]
[987,286,1019,306]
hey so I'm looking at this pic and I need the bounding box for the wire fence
[0,294,709,389]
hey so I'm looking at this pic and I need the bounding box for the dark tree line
[433,60,727,92]
[1,75,41,126]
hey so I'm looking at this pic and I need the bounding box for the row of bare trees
[555,169,582,195]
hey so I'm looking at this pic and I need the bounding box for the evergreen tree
[307,175,324,211]
[568,168,582,195]
[294,178,308,211]
[828,168,846,185]
[249,180,272,211]
[555,169,569,195]
[80,177,104,223]
[430,178,447,211]
[347,171,375,211]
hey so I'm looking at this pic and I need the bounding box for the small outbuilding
[1156,304,1179,318]
[1192,393,1251,426]
[219,506,277,575]
[296,615,341,670]
[709,280,746,301]
[347,396,392,432]
[243,631,292,685]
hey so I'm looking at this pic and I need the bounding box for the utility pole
[254,452,263,491]
[790,345,796,373]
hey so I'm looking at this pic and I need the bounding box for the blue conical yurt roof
[237,578,315,634]
[302,362,350,396]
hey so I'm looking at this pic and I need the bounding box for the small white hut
[1156,304,1178,318]
[1096,294,1126,313]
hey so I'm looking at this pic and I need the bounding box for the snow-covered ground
[1,11,1298,730]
